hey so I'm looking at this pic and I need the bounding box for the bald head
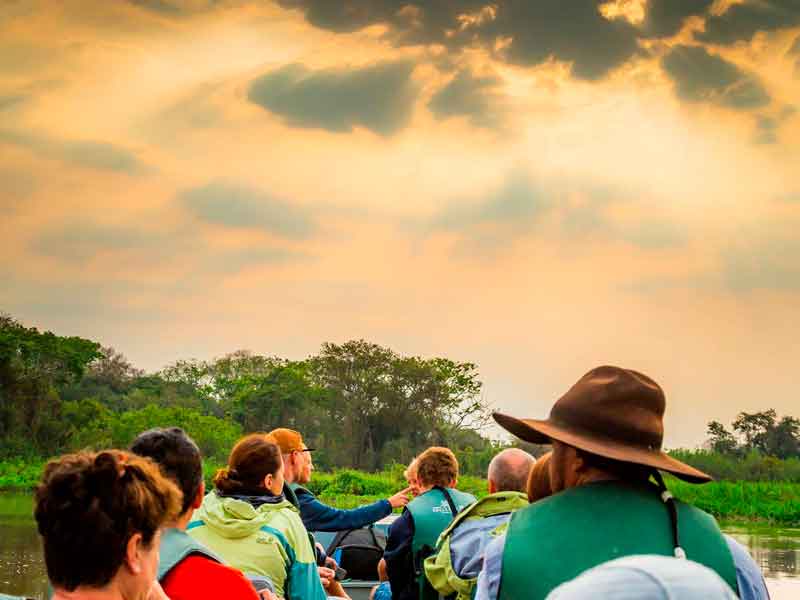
[488,448,536,494]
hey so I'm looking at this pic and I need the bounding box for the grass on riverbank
[3,460,798,524]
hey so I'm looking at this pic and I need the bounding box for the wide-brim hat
[494,366,711,483]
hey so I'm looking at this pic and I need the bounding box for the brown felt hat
[494,365,711,483]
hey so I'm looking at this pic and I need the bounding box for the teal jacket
[187,491,326,600]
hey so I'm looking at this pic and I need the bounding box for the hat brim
[493,412,711,484]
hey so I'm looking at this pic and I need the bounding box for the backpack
[325,525,387,581]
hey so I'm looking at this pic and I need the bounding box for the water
[1,493,798,599]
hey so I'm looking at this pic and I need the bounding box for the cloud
[754,115,779,144]
[248,61,417,136]
[661,45,770,110]
[180,181,316,239]
[428,68,505,128]
[699,0,800,45]
[0,129,150,174]
[723,235,800,292]
[429,172,686,253]
[31,219,309,272]
[0,94,27,112]
[0,168,37,213]
[639,0,714,38]
[125,0,223,16]
[277,1,640,80]
[432,173,550,234]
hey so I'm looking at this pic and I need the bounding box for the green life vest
[158,527,223,581]
[498,481,739,600]
[424,492,528,600]
[408,487,476,600]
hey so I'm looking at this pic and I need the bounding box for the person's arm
[475,533,506,600]
[297,489,392,532]
[724,535,770,600]
[384,510,416,600]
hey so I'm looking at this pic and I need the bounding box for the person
[526,451,552,503]
[384,446,476,600]
[545,555,738,599]
[479,365,744,600]
[424,448,533,600]
[369,559,392,600]
[130,427,267,600]
[269,428,411,532]
[186,433,335,600]
[34,449,181,600]
[404,458,421,497]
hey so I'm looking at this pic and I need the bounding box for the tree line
[0,314,496,472]
[706,410,800,459]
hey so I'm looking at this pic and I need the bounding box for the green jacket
[187,491,325,600]
[499,481,739,600]
[408,487,476,600]
[424,492,528,600]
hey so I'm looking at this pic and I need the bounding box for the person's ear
[488,479,497,494]
[192,481,205,509]
[125,532,145,575]
[263,473,274,489]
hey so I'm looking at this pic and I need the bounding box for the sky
[1,0,799,449]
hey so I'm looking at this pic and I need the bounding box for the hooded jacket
[187,490,326,600]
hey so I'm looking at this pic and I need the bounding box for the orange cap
[268,428,315,454]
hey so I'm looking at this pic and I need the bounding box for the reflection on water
[721,521,799,579]
[0,494,797,599]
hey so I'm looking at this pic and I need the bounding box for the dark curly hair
[213,433,282,495]
[34,450,181,591]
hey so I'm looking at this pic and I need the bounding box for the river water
[1,493,798,599]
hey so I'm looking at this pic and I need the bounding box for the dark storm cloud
[428,69,504,128]
[699,0,800,45]
[248,61,417,136]
[180,181,316,239]
[0,129,150,174]
[277,1,641,80]
[661,46,770,110]
[639,0,714,38]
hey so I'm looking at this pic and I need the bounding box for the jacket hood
[195,490,297,539]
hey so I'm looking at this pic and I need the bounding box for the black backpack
[325,525,387,581]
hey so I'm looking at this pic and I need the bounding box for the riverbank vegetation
[2,313,800,524]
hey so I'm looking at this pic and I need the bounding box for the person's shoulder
[163,555,259,599]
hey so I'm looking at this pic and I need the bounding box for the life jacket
[407,486,476,600]
[158,527,223,581]
[498,480,739,600]
[424,492,528,600]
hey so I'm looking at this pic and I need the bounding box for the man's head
[493,366,712,489]
[268,428,314,485]
[416,447,459,490]
[130,427,203,517]
[403,457,420,496]
[487,448,535,494]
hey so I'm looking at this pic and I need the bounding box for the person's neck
[166,510,193,531]
[52,583,122,600]
[577,468,622,486]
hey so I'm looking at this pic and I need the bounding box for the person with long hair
[187,433,341,600]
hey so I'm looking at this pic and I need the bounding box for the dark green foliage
[704,410,800,460]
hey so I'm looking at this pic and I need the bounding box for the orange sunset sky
[1,0,798,448]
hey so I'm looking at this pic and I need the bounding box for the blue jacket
[291,483,392,532]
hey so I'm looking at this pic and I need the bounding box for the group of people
[26,365,772,600]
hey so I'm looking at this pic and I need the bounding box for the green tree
[706,420,739,455]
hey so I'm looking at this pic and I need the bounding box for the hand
[257,589,279,600]
[318,566,336,588]
[325,555,338,570]
[388,486,412,509]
